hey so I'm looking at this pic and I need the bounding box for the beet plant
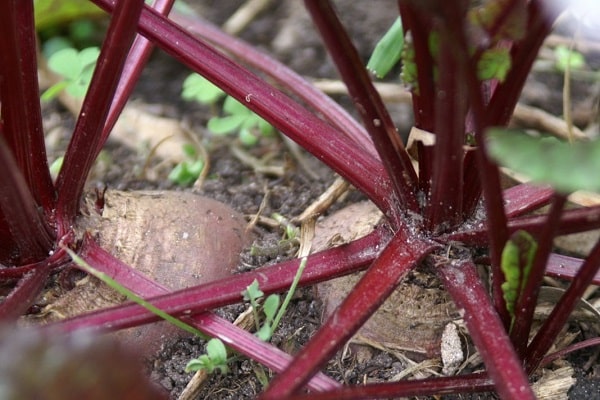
[1,0,600,398]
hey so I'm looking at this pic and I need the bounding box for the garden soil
[39,1,600,399]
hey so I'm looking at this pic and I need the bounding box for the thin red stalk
[510,205,600,237]
[503,183,554,218]
[0,265,51,321]
[444,205,600,249]
[0,137,53,264]
[92,0,395,215]
[510,194,567,355]
[286,373,494,400]
[72,237,339,392]
[426,30,468,232]
[540,337,600,368]
[438,259,536,400]
[487,0,560,126]
[55,0,145,228]
[51,227,388,334]
[397,1,436,132]
[101,0,176,145]
[171,12,378,159]
[0,0,55,213]
[525,237,600,373]
[304,0,419,221]
[438,0,511,325]
[0,246,68,318]
[261,230,437,399]
[545,253,600,285]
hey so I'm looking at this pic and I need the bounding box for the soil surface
[38,1,600,399]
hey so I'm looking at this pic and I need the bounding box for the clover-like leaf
[487,128,600,194]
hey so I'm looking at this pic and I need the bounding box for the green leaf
[477,47,512,82]
[500,230,537,327]
[242,280,264,302]
[181,73,225,104]
[34,0,104,31]
[47,48,83,79]
[468,0,527,42]
[238,128,259,147]
[45,46,99,99]
[554,45,586,72]
[487,128,600,194]
[206,338,228,368]
[223,96,250,115]
[168,159,204,187]
[256,324,274,342]
[367,17,403,79]
[185,339,229,374]
[207,114,246,135]
[262,294,280,323]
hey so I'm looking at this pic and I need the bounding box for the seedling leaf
[500,230,537,328]
[554,45,586,72]
[207,114,246,135]
[477,47,512,82]
[185,338,229,374]
[182,73,225,104]
[263,294,280,323]
[367,17,403,79]
[44,46,99,99]
[242,279,264,302]
[487,128,600,194]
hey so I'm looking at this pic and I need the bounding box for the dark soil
[39,1,600,399]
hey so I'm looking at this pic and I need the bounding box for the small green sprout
[271,212,299,241]
[241,257,307,341]
[185,338,229,374]
[182,73,275,146]
[168,144,205,187]
[367,17,403,79]
[554,45,586,73]
[49,156,64,181]
[42,46,99,100]
[500,230,537,331]
[182,73,225,104]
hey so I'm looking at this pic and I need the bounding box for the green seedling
[487,128,600,194]
[242,257,307,342]
[168,144,205,187]
[477,47,512,82]
[271,212,299,242]
[500,230,537,331]
[554,45,585,73]
[185,338,230,374]
[182,73,275,146]
[182,73,225,104]
[42,46,100,100]
[367,17,403,79]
